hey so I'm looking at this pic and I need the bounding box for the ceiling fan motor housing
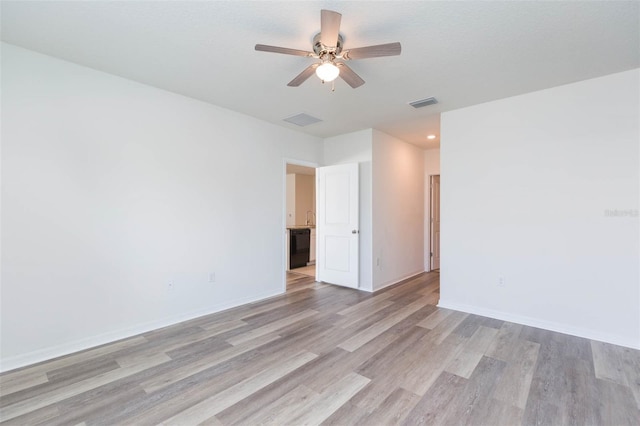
[313,33,343,57]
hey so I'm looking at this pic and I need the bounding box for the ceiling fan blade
[337,63,365,88]
[343,42,402,60]
[320,9,342,47]
[255,44,314,57]
[287,64,319,87]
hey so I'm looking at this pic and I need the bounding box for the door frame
[282,158,319,292]
[429,174,441,271]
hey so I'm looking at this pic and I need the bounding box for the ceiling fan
[255,9,401,89]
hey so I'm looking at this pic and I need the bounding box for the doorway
[284,162,317,285]
[430,175,440,270]
[283,160,361,291]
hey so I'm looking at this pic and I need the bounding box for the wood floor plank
[595,376,640,425]
[444,347,484,379]
[401,371,467,425]
[245,322,335,361]
[240,298,320,327]
[415,275,440,296]
[158,350,318,425]
[338,296,431,352]
[50,379,149,426]
[0,335,147,383]
[423,290,440,305]
[621,346,640,409]
[559,358,601,425]
[356,387,420,425]
[139,333,280,393]
[0,353,169,422]
[0,404,60,426]
[128,346,298,424]
[473,397,524,426]
[320,400,369,425]
[592,340,631,385]
[337,291,395,316]
[464,325,500,353]
[234,384,319,425]
[304,318,426,399]
[444,325,499,379]
[285,372,370,425]
[215,349,349,425]
[400,333,468,396]
[0,359,123,409]
[335,300,396,329]
[416,310,468,345]
[492,339,540,409]
[485,321,524,361]
[210,290,311,324]
[0,371,49,397]
[226,309,318,346]
[198,318,247,333]
[415,308,452,329]
[356,326,431,381]
[433,356,506,425]
[522,399,561,426]
[46,358,120,385]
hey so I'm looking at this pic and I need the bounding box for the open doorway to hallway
[285,163,316,281]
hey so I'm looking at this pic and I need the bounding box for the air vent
[409,97,438,109]
[283,113,323,127]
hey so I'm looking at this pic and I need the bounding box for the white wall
[294,174,315,226]
[323,129,373,291]
[372,130,425,290]
[424,148,440,271]
[440,69,640,348]
[1,43,322,371]
[286,174,296,226]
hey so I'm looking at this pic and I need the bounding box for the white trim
[0,289,282,373]
[374,270,425,292]
[427,174,440,272]
[437,299,640,350]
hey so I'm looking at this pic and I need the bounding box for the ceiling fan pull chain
[331,80,335,92]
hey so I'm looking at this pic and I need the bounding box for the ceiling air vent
[409,97,438,109]
[283,113,323,127]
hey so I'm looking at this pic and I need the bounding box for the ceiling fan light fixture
[255,9,401,89]
[315,62,339,82]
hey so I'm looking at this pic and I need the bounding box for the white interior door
[317,163,359,288]
[430,175,440,270]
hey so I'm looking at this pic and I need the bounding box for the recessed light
[427,135,437,140]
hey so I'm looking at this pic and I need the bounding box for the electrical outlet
[168,280,175,291]
[208,272,216,283]
[498,276,506,287]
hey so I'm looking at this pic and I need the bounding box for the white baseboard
[437,299,640,350]
[373,269,426,292]
[0,289,282,373]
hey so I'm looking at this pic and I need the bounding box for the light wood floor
[1,272,639,425]
[288,264,316,278]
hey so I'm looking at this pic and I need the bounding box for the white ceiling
[2,1,638,149]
